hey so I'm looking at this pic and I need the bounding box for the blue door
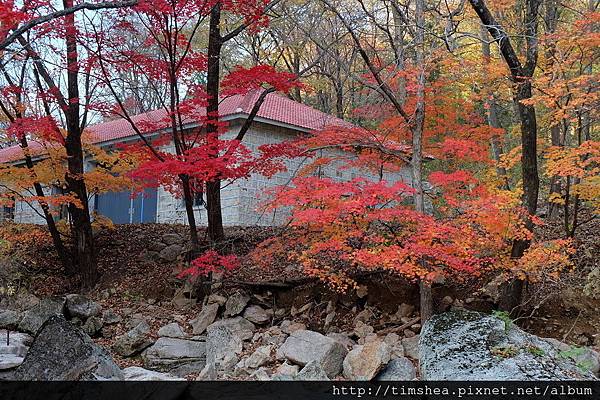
[131,188,157,223]
[95,188,157,224]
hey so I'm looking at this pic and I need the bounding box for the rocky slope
[1,292,598,381]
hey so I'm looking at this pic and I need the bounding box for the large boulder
[113,321,154,357]
[189,303,219,335]
[419,310,597,380]
[142,337,206,377]
[224,292,250,317]
[64,294,102,320]
[17,298,64,334]
[14,316,123,380]
[343,340,391,380]
[277,330,347,378]
[204,317,255,377]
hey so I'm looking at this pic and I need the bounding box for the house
[0,91,412,226]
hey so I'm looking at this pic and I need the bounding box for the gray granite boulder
[17,299,64,334]
[14,316,123,380]
[277,330,347,378]
[142,337,206,377]
[419,310,597,380]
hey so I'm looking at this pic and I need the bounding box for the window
[2,203,14,221]
[179,190,205,208]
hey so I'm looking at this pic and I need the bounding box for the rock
[277,330,347,378]
[324,312,336,327]
[0,354,24,370]
[122,366,185,381]
[0,310,22,330]
[401,335,420,360]
[326,301,336,314]
[208,317,255,341]
[113,321,154,357]
[64,294,102,320]
[440,296,454,311]
[248,367,271,381]
[0,332,31,371]
[419,310,597,380]
[343,340,391,380]
[376,357,416,381]
[480,275,504,304]
[224,292,250,317]
[82,316,103,337]
[14,316,123,380]
[403,329,416,338]
[142,337,206,376]
[280,320,306,334]
[17,298,64,334]
[354,309,373,324]
[190,303,219,335]
[102,309,122,325]
[257,328,287,346]
[1,332,33,348]
[296,360,330,381]
[244,345,272,369]
[396,303,415,318]
[353,321,374,338]
[543,338,600,377]
[158,322,187,338]
[362,333,380,344]
[162,233,184,245]
[242,305,271,325]
[327,333,355,350]
[205,318,255,375]
[356,285,368,299]
[159,244,184,262]
[276,362,299,377]
[207,294,227,306]
[10,293,40,312]
[125,313,148,331]
[383,333,400,346]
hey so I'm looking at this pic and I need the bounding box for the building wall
[8,120,413,227]
[9,161,97,225]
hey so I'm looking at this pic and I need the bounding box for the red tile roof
[0,91,351,163]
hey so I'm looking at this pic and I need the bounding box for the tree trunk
[63,0,97,288]
[480,26,509,190]
[412,0,433,322]
[545,0,562,219]
[204,3,225,243]
[469,0,541,313]
[180,174,200,250]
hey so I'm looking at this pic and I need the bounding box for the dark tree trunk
[515,80,539,217]
[180,174,200,249]
[63,0,97,288]
[205,3,225,243]
[469,0,541,313]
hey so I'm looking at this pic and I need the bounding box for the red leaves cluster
[179,250,240,278]
[125,134,298,198]
[7,116,64,145]
[221,65,304,97]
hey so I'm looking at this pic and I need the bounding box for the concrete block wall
[8,121,414,228]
